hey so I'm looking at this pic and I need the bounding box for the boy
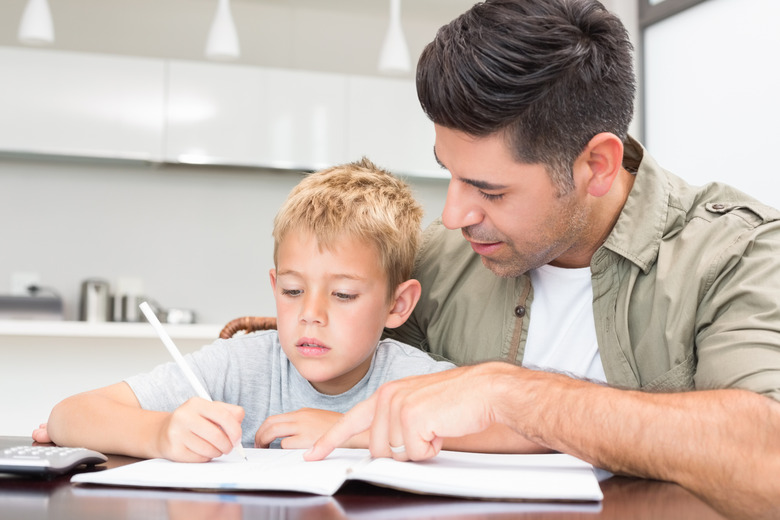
[35,158,456,462]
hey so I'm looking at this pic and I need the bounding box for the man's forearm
[488,363,780,519]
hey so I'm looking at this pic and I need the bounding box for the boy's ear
[385,279,422,329]
[269,269,277,291]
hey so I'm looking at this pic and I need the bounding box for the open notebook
[72,448,603,501]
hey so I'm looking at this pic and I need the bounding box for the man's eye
[334,292,358,301]
[479,191,504,201]
[281,289,302,297]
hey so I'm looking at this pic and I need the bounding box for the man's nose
[441,181,483,230]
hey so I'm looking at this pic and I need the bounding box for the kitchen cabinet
[260,68,350,170]
[346,76,445,178]
[164,61,265,166]
[165,62,349,170]
[0,47,165,161]
[0,47,442,177]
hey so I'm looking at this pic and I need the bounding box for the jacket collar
[599,136,669,274]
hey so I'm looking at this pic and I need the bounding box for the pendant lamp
[205,0,240,60]
[18,0,54,45]
[378,0,410,73]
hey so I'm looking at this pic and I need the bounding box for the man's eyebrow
[462,178,509,191]
[433,146,446,169]
[432,147,509,191]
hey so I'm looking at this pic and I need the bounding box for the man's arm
[306,362,780,520]
[45,382,244,461]
[441,424,550,453]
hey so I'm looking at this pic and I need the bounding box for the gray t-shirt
[125,330,455,447]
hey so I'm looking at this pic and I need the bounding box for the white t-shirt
[523,264,606,383]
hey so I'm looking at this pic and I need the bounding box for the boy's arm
[45,382,244,461]
[46,382,163,457]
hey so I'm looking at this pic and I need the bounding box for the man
[306,1,780,519]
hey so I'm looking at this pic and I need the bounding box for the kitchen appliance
[0,294,63,320]
[119,294,144,322]
[79,279,111,322]
[161,308,197,324]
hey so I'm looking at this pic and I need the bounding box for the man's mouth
[467,240,503,256]
[461,228,503,256]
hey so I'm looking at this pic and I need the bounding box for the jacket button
[713,203,725,210]
[514,305,526,318]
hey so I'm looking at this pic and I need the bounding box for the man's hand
[156,397,245,462]
[255,408,353,449]
[305,364,512,462]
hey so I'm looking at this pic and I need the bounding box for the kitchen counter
[0,320,223,436]
[0,320,221,339]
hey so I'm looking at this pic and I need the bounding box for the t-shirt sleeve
[124,340,231,412]
[372,339,457,385]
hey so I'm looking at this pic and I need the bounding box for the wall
[0,0,477,77]
[0,158,448,324]
[643,0,780,207]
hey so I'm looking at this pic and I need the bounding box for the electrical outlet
[10,272,41,295]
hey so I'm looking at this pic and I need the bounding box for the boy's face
[270,230,395,395]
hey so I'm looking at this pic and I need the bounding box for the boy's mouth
[296,338,331,357]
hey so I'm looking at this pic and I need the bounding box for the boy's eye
[479,191,504,201]
[334,292,358,301]
[281,288,302,297]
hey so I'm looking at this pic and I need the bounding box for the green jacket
[387,137,780,401]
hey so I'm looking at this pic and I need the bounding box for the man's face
[434,125,594,277]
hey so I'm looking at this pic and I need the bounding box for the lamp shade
[205,0,240,60]
[18,0,54,45]
[378,0,410,73]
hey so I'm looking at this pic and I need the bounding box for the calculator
[0,445,107,476]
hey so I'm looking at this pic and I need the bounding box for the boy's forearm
[46,390,167,459]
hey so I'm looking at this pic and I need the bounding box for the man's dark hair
[417,0,636,193]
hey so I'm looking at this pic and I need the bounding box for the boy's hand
[157,397,245,462]
[32,423,52,444]
[255,408,365,449]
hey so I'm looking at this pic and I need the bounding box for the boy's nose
[299,294,327,326]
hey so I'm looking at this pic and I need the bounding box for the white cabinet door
[164,61,265,166]
[0,47,165,161]
[346,76,444,178]
[261,68,349,170]
[165,62,349,170]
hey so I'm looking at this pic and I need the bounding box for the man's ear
[385,279,422,329]
[269,268,277,291]
[575,132,624,198]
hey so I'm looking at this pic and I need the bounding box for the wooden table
[0,437,727,519]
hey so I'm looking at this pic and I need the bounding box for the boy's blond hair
[273,158,423,299]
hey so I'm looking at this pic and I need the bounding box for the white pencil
[139,301,248,461]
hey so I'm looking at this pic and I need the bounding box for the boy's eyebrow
[433,146,509,192]
[276,269,367,282]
